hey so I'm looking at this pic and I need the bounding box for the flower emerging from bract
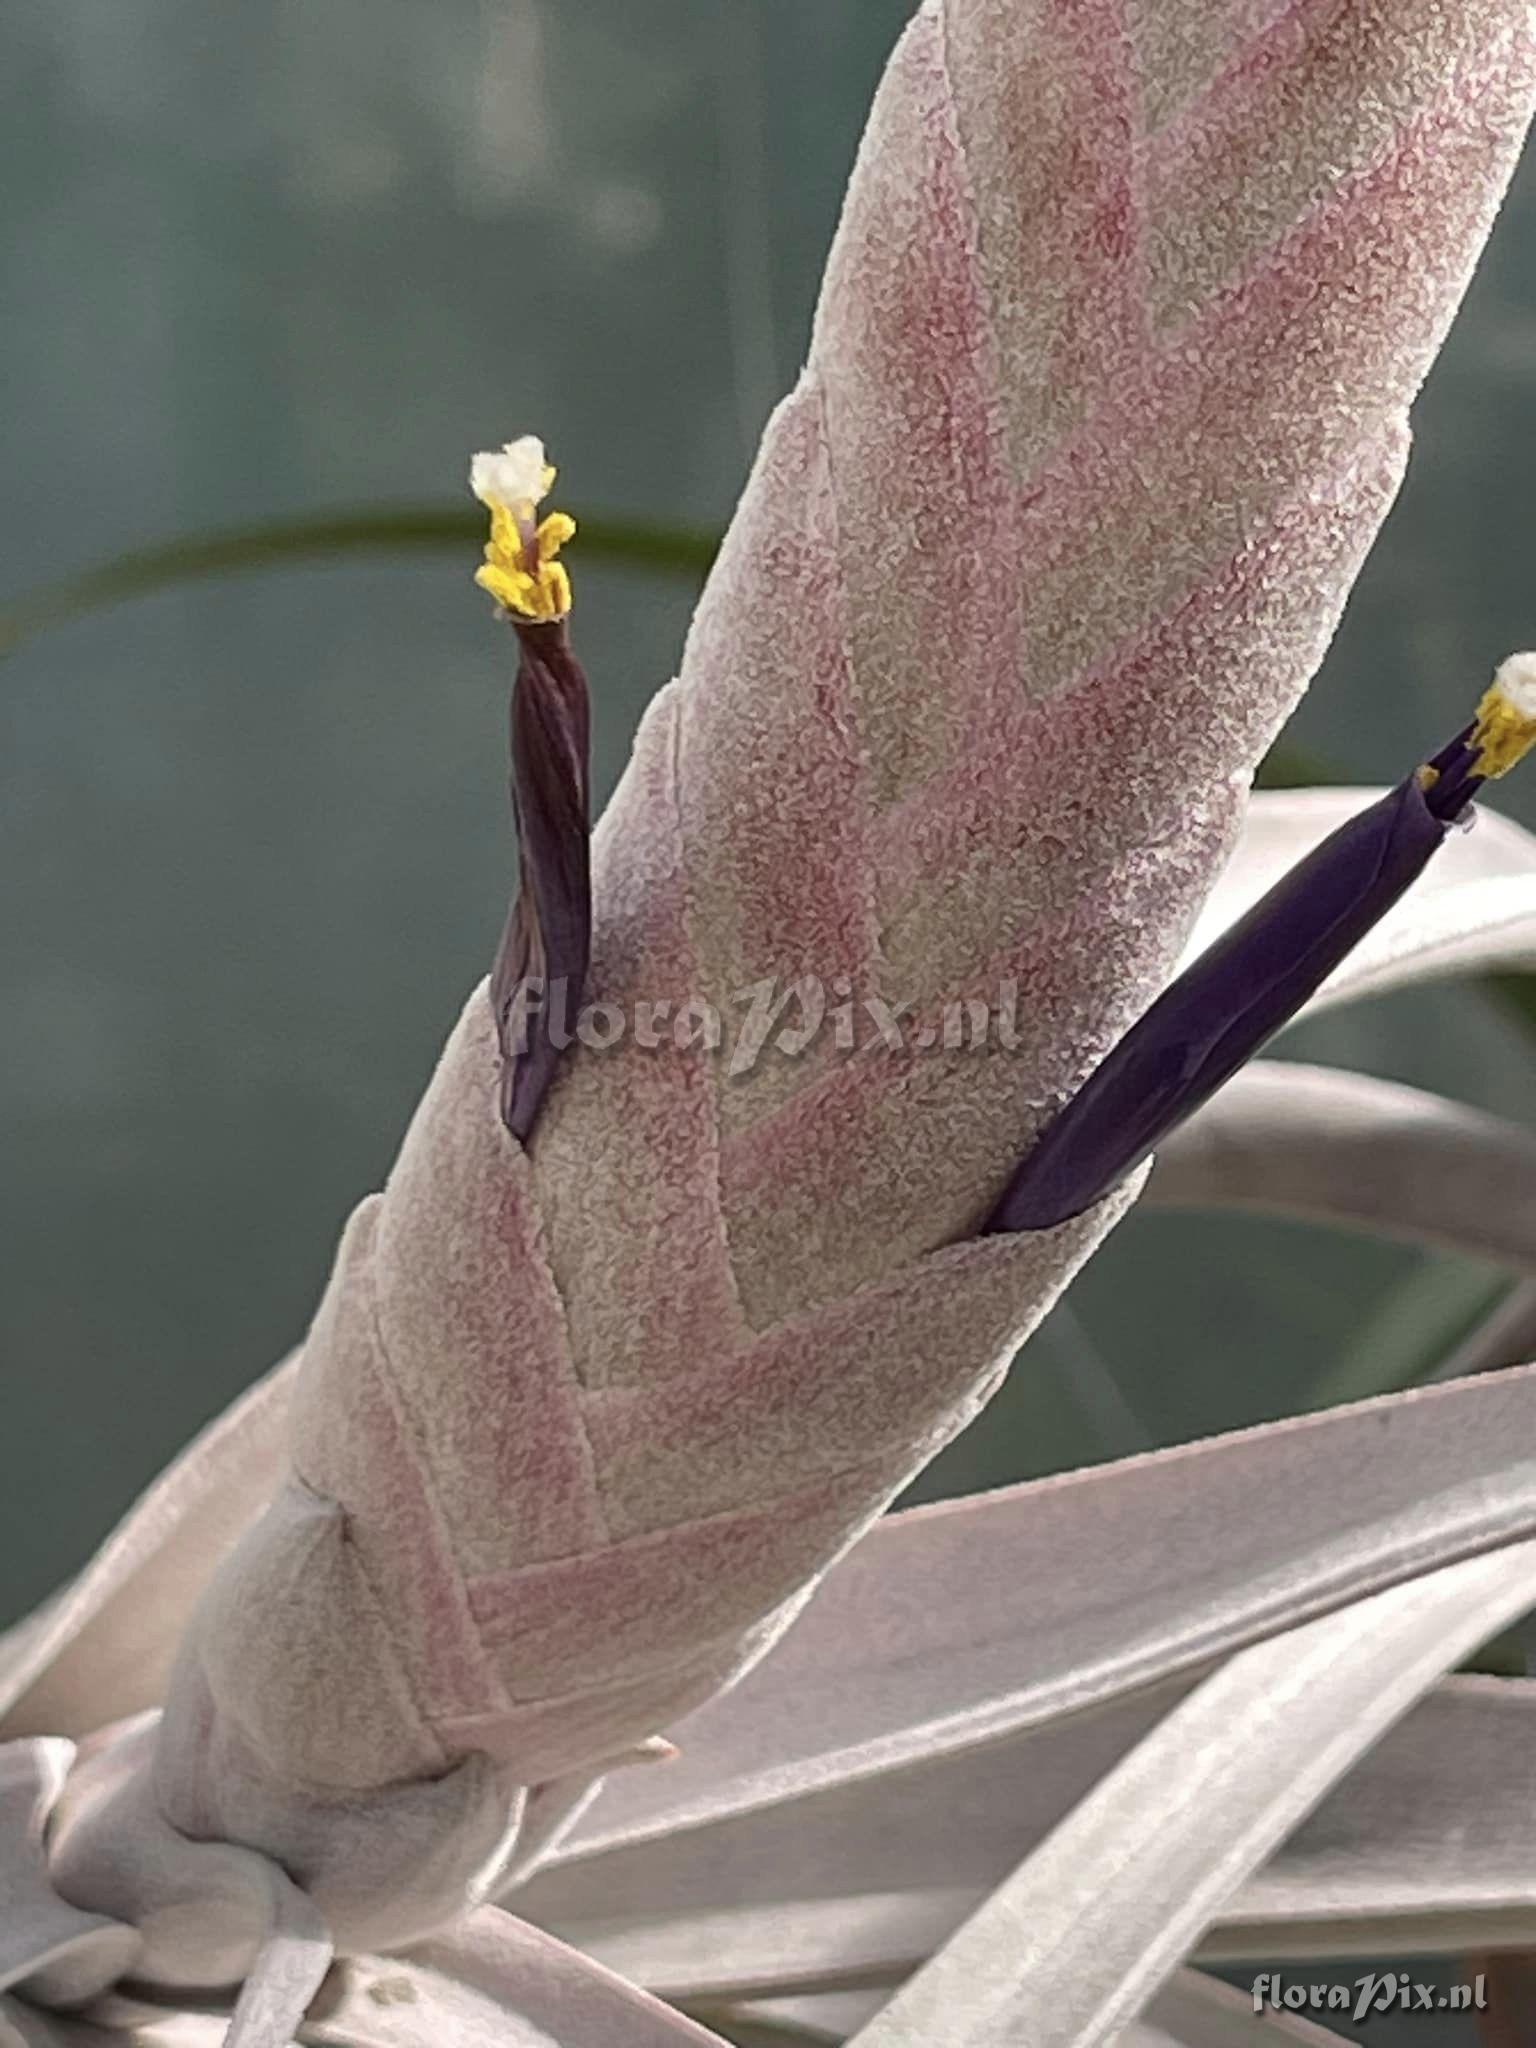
[988,654,1536,1233]
[473,437,594,1142]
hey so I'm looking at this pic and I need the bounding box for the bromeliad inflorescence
[7,7,1536,2042]
[988,655,1536,1235]
[471,436,593,1142]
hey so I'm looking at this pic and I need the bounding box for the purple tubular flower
[984,729,1486,1236]
[491,616,592,1143]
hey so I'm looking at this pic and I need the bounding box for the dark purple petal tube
[491,617,592,1142]
[985,757,1480,1235]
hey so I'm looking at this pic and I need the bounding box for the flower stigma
[470,435,577,623]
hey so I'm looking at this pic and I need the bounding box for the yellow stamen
[469,436,576,623]
[537,512,577,562]
[1470,653,1536,780]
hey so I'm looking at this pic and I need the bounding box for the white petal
[1493,651,1536,720]
[469,438,548,509]
[1147,1060,1536,1270]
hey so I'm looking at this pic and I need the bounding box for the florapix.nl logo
[502,974,1029,1076]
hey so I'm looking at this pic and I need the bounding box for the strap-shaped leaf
[0,1996,121,2048]
[301,1909,730,2048]
[845,1543,1536,2046]
[533,1676,1536,2000]
[525,1361,1536,1920]
[721,1976,1356,2048]
[1148,1061,1536,1270]
[84,1909,734,2048]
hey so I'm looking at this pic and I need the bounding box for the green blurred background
[3,0,1535,1725]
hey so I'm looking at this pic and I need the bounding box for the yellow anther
[537,512,577,562]
[469,436,575,624]
[1470,653,1536,780]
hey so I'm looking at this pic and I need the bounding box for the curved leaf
[87,1910,732,2048]
[542,1676,1536,2001]
[304,1909,731,2048]
[844,1541,1536,2048]
[1127,1973,1360,2047]
[1147,1061,1536,1274]
[0,1741,138,2005]
[721,1975,1360,2048]
[0,1997,122,2048]
[522,1361,1536,1929]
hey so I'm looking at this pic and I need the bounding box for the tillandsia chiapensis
[4,3,1536,2046]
